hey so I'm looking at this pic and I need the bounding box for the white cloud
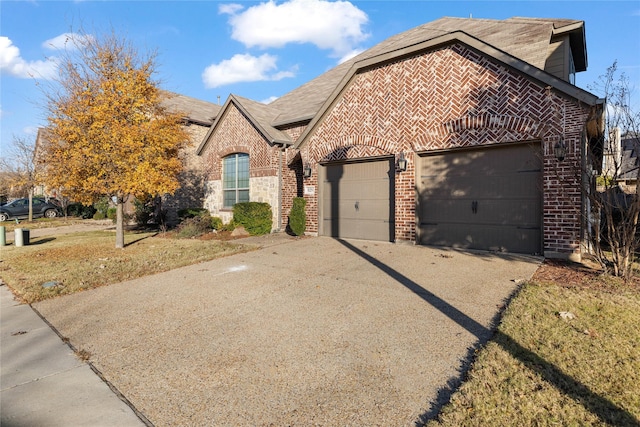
[261,96,279,104]
[223,0,369,58]
[202,53,295,88]
[0,36,58,79]
[338,48,365,64]
[42,33,94,51]
[219,3,244,15]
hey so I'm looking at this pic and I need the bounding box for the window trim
[222,153,249,208]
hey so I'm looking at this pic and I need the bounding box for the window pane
[237,154,249,188]
[223,190,236,208]
[238,190,250,203]
[223,156,236,189]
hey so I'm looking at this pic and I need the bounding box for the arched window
[223,153,249,208]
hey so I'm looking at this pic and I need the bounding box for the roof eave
[553,21,587,72]
[196,95,292,155]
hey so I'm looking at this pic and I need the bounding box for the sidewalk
[0,284,147,427]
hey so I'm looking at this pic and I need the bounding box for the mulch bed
[532,258,640,292]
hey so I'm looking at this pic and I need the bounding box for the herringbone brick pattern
[301,42,591,254]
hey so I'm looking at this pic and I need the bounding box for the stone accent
[204,172,279,231]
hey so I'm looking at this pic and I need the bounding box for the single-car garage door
[418,143,542,254]
[320,158,394,241]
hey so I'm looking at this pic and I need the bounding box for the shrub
[232,202,272,236]
[93,211,106,220]
[107,207,117,220]
[211,216,223,230]
[93,197,110,216]
[175,216,211,238]
[67,203,96,219]
[177,207,209,219]
[134,197,156,226]
[222,219,236,232]
[289,197,306,236]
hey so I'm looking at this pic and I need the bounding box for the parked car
[0,198,61,222]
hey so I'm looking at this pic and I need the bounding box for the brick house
[197,17,605,260]
[158,92,220,223]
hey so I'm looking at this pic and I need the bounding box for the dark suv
[0,198,61,222]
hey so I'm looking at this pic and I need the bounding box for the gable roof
[198,16,598,155]
[161,92,221,126]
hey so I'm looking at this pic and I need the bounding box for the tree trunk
[115,200,125,249]
[28,189,33,222]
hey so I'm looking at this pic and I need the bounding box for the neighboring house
[159,92,220,223]
[34,92,221,222]
[197,16,605,260]
[603,128,640,192]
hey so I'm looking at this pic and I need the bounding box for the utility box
[14,228,29,247]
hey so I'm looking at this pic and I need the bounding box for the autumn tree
[39,31,187,248]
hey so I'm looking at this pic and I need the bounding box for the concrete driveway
[33,236,540,426]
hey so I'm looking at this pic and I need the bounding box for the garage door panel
[323,198,391,221]
[322,178,391,201]
[420,198,540,226]
[420,223,541,253]
[420,172,540,200]
[322,217,392,241]
[321,159,394,241]
[418,144,542,254]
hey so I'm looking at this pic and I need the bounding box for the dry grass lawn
[428,260,640,426]
[0,230,253,303]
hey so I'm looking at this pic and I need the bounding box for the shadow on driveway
[337,239,637,426]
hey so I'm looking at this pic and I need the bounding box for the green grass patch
[0,230,253,303]
[428,279,640,426]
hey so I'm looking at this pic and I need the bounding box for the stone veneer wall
[204,176,279,229]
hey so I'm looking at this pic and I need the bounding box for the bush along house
[197,16,605,261]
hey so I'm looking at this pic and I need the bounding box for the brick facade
[292,43,591,256]
[162,123,209,224]
[201,104,282,230]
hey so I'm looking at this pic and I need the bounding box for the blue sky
[1,0,639,151]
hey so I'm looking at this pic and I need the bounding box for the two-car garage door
[318,144,541,254]
[417,143,542,254]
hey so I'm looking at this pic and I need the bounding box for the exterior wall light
[303,163,312,178]
[396,152,408,172]
[554,137,566,161]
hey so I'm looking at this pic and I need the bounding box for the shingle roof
[269,16,585,127]
[619,136,640,180]
[198,16,592,154]
[161,92,221,126]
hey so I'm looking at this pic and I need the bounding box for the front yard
[0,229,253,303]
[427,261,640,426]
[1,224,638,425]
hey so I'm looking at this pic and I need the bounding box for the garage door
[320,159,394,241]
[418,143,542,254]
